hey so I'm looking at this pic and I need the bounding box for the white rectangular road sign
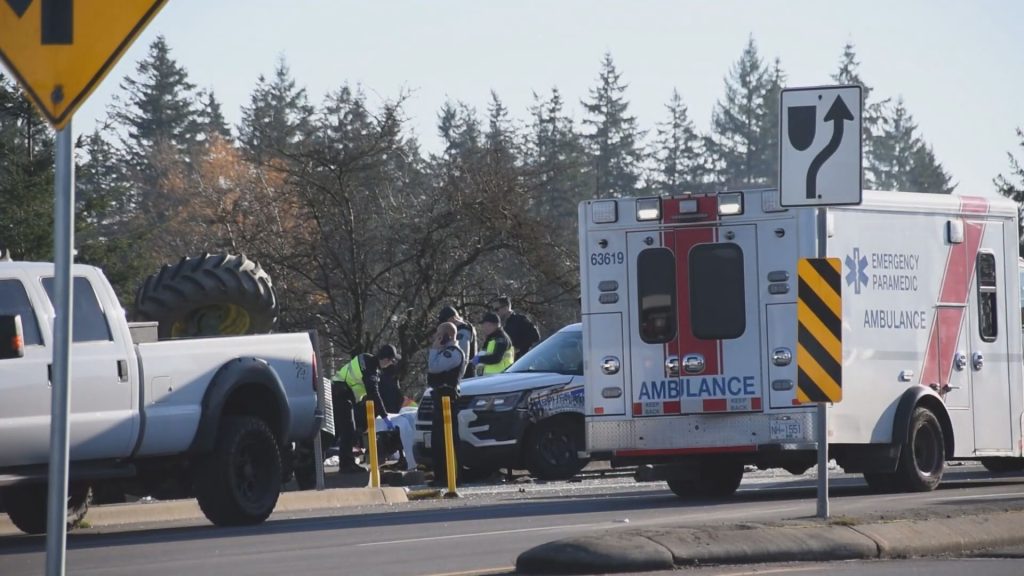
[779,85,863,207]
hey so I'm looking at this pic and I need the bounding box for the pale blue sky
[75,0,1023,195]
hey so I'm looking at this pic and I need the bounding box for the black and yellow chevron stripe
[796,258,842,404]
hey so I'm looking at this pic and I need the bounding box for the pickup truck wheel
[893,407,945,492]
[134,254,277,339]
[2,484,91,535]
[525,418,589,480]
[194,416,282,526]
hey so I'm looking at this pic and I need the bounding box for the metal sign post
[781,84,861,520]
[45,121,74,576]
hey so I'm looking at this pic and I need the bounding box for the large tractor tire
[134,254,277,339]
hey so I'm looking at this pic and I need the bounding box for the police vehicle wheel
[525,418,589,480]
[460,466,500,483]
[194,416,282,526]
[2,483,91,535]
[893,407,945,492]
[862,471,897,493]
[980,457,1024,473]
[693,461,744,498]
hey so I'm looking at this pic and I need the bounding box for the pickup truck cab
[414,323,587,480]
[0,261,320,533]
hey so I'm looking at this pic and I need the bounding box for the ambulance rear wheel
[666,461,744,499]
[893,407,945,492]
[694,461,744,497]
[862,471,897,493]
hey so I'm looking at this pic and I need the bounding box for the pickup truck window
[0,279,43,346]
[41,277,113,343]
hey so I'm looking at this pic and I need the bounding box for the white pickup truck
[0,260,321,534]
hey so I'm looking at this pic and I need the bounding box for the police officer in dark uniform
[438,305,477,378]
[427,322,467,485]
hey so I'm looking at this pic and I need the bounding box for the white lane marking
[354,521,607,547]
[930,491,1024,502]
[422,567,514,576]
[710,565,827,576]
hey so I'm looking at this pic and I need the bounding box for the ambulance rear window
[690,243,746,340]
[637,248,677,344]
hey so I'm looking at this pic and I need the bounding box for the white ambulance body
[579,189,1024,496]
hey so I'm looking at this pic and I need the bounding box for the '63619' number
[590,251,624,266]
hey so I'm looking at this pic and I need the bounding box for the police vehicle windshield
[506,329,582,376]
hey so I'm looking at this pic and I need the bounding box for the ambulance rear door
[627,222,764,417]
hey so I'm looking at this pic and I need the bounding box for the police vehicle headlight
[718,192,743,216]
[470,392,524,412]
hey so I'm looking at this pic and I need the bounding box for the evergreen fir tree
[652,89,704,194]
[529,88,590,225]
[581,53,644,197]
[113,35,200,167]
[239,58,314,163]
[759,58,786,186]
[831,42,888,187]
[708,37,776,189]
[485,91,518,167]
[995,127,1024,248]
[195,89,232,142]
[870,98,953,193]
[0,74,54,259]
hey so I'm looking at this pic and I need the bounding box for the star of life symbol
[845,248,869,295]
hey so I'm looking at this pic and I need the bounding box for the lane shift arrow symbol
[3,0,73,44]
[805,95,853,200]
[4,0,32,17]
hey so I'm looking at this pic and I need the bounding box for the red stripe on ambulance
[919,196,989,389]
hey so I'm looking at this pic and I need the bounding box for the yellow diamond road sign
[0,0,168,130]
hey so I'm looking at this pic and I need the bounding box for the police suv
[413,324,588,480]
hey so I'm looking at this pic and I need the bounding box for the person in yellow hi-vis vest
[471,312,514,375]
[331,345,399,473]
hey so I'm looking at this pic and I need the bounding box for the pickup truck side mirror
[0,314,25,360]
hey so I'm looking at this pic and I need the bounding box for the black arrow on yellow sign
[4,0,72,45]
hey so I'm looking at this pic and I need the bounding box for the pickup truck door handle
[117,360,129,382]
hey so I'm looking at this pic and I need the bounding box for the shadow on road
[0,469,1020,556]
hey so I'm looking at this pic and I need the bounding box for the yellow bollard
[365,400,380,488]
[442,395,458,497]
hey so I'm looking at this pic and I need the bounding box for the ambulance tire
[980,457,1024,473]
[666,461,744,499]
[862,472,897,493]
[893,407,945,492]
[693,461,744,498]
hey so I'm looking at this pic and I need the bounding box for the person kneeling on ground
[332,344,399,473]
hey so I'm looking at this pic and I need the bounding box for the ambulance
[578,189,1024,497]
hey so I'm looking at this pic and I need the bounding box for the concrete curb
[516,510,1024,574]
[0,487,407,534]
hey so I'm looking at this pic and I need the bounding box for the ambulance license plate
[770,417,803,441]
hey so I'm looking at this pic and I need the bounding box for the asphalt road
[1,465,1023,576]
